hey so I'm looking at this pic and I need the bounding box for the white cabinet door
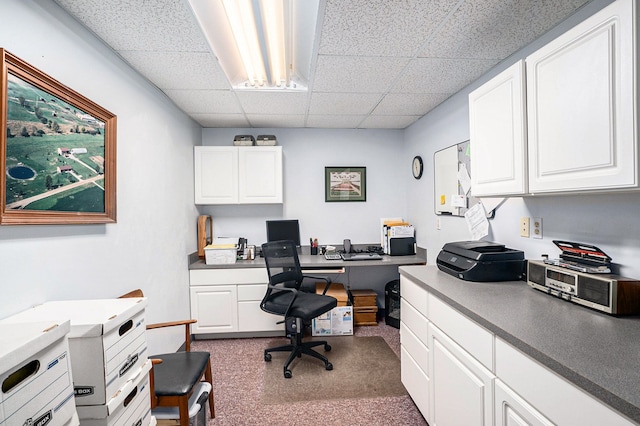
[495,379,553,426]
[527,0,636,193]
[237,284,283,332]
[469,60,527,196]
[194,146,238,204]
[429,323,494,426]
[190,285,238,333]
[238,147,283,203]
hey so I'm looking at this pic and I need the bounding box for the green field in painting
[5,73,106,210]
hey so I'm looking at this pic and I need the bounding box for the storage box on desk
[0,298,148,406]
[0,320,79,426]
[350,289,379,326]
[204,244,237,265]
[76,359,153,426]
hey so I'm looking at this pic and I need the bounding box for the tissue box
[0,320,78,426]
[1,298,148,406]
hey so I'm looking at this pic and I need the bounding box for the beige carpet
[261,335,407,404]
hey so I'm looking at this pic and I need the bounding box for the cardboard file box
[76,359,153,426]
[315,282,348,306]
[154,382,211,426]
[0,320,78,426]
[350,289,379,326]
[0,298,148,406]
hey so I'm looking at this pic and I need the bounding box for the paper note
[458,163,472,195]
[451,194,466,208]
[464,202,489,240]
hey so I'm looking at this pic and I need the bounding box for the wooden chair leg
[205,358,215,418]
[178,396,190,426]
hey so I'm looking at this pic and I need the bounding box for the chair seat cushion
[263,291,338,321]
[149,351,210,396]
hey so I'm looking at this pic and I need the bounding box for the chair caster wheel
[325,362,333,371]
[284,369,292,378]
[264,352,272,362]
[325,344,332,351]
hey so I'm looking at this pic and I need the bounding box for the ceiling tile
[54,0,209,52]
[373,93,451,116]
[247,115,307,128]
[306,115,367,129]
[164,90,241,114]
[236,91,309,115]
[359,115,421,129]
[419,0,591,60]
[313,56,409,93]
[119,51,230,90]
[318,0,456,57]
[392,58,497,94]
[190,114,249,128]
[309,93,382,115]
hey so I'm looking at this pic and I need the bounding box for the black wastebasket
[385,279,400,329]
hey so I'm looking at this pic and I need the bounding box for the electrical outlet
[533,217,543,239]
[520,217,530,238]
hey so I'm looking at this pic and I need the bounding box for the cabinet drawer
[237,284,267,301]
[496,338,634,426]
[401,346,430,420]
[190,268,268,285]
[400,276,428,315]
[428,294,493,370]
[400,298,429,347]
[400,322,428,375]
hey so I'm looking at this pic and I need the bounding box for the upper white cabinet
[469,0,636,196]
[194,146,283,204]
[469,60,527,197]
[527,0,636,193]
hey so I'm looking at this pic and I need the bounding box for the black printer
[436,241,525,282]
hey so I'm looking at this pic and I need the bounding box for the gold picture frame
[1,49,116,225]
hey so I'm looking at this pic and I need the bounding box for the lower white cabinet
[429,323,494,426]
[189,268,283,335]
[495,379,553,426]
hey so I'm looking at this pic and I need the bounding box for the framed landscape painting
[1,49,116,225]
[325,166,366,202]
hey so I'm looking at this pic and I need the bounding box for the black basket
[384,279,400,329]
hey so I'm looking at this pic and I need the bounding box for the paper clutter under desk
[204,244,237,265]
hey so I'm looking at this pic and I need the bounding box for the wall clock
[412,155,423,179]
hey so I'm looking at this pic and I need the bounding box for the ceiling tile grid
[52,0,594,129]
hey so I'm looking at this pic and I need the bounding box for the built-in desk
[187,249,426,338]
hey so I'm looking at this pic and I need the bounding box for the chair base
[264,330,333,378]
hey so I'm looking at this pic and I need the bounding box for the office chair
[260,240,338,378]
[119,289,214,426]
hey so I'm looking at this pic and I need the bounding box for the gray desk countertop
[188,250,426,270]
[399,265,640,425]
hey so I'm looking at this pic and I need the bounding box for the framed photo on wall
[0,49,117,225]
[325,166,366,202]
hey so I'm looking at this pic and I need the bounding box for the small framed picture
[325,167,366,202]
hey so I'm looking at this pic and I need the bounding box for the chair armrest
[302,275,332,295]
[146,319,197,351]
[266,283,300,319]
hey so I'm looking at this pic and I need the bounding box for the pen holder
[310,246,318,255]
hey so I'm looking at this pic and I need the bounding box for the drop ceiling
[53,0,591,129]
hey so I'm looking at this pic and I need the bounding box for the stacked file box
[1,298,153,426]
[0,320,79,426]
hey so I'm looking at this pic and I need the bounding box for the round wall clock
[412,155,423,179]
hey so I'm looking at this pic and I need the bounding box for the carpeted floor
[192,319,428,425]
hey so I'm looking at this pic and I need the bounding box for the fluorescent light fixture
[187,0,319,91]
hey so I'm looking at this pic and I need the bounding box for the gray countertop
[188,250,426,270]
[399,265,640,424]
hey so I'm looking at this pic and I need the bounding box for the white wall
[405,0,640,278]
[0,0,201,354]
[200,128,407,247]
